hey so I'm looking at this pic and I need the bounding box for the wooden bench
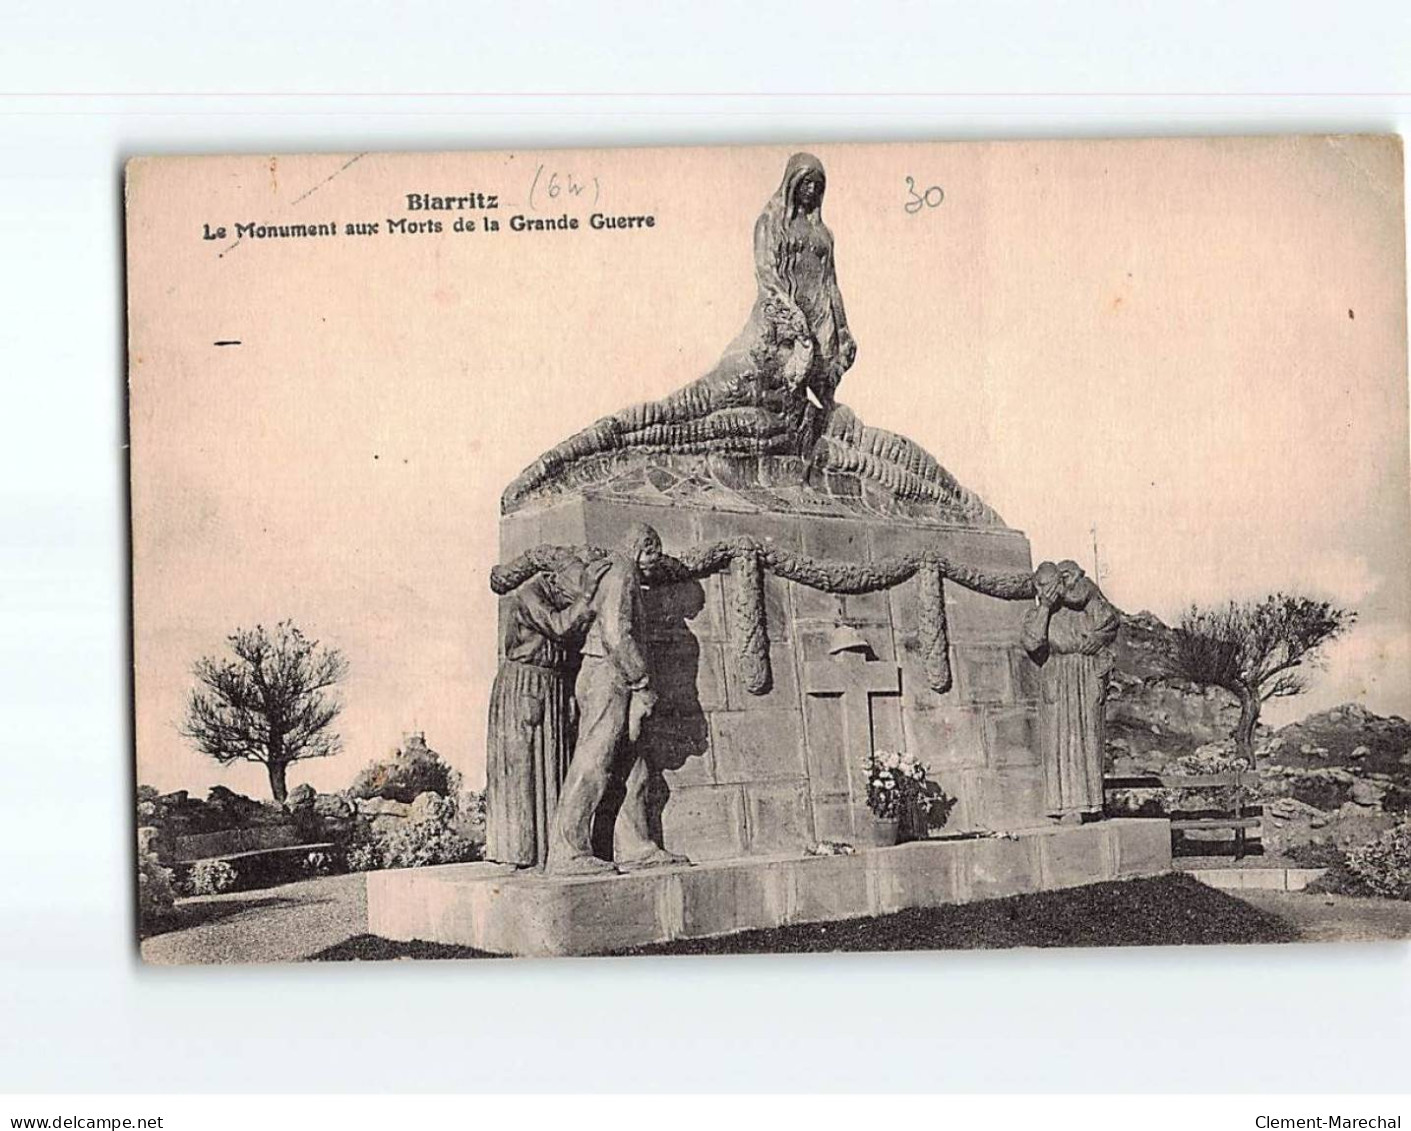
[1104,772,1262,860]
[188,841,336,865]
[174,842,338,891]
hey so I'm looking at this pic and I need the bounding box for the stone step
[366,818,1171,957]
[1188,867,1327,892]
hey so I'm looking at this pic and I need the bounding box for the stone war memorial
[367,153,1170,955]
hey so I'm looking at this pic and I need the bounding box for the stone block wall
[499,493,1046,862]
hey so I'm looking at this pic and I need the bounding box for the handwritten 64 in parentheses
[904,177,944,215]
[529,163,601,211]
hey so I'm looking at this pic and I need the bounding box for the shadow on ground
[140,873,369,963]
[141,895,304,939]
[311,873,1298,960]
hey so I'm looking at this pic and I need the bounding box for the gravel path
[1226,889,1411,943]
[140,874,367,965]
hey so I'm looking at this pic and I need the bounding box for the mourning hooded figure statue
[484,554,610,867]
[1020,560,1121,823]
[500,153,998,525]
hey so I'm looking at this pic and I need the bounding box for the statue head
[538,550,601,608]
[780,152,826,218]
[1033,560,1062,607]
[625,523,664,580]
[537,568,575,610]
[1056,559,1098,607]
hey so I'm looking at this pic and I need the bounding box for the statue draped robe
[485,576,591,866]
[1021,595,1120,818]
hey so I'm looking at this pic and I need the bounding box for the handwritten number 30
[904,177,944,214]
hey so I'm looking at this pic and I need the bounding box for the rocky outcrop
[1103,613,1409,860]
[137,785,294,844]
[313,792,354,820]
[284,783,317,812]
[1105,612,1247,764]
[1267,703,1411,776]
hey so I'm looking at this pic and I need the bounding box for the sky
[127,135,1410,798]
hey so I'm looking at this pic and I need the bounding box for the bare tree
[1168,594,1354,765]
[181,621,349,802]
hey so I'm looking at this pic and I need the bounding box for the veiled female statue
[502,153,997,525]
[484,556,609,866]
[1020,561,1121,823]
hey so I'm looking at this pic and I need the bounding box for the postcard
[126,135,1410,962]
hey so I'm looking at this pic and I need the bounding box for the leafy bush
[186,859,239,896]
[345,842,382,872]
[375,817,481,869]
[137,833,176,928]
[460,789,488,830]
[345,792,482,871]
[350,734,461,804]
[1344,823,1411,899]
[302,850,334,877]
[1285,839,1349,869]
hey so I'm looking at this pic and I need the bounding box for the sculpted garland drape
[491,537,1037,698]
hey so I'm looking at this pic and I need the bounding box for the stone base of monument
[366,818,1171,957]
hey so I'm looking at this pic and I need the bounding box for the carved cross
[804,649,903,781]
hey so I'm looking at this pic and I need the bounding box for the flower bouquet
[862,750,944,844]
